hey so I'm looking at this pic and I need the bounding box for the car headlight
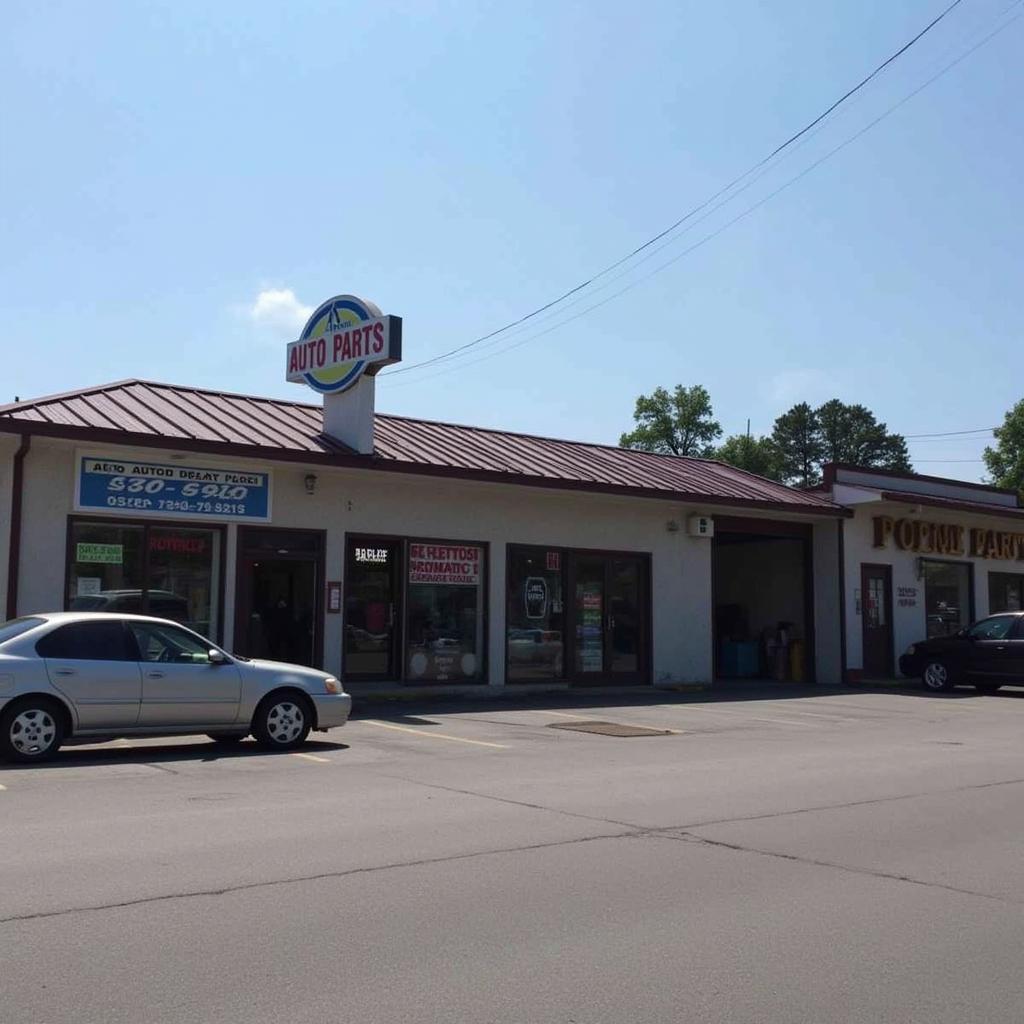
[904,645,916,656]
[324,676,342,694]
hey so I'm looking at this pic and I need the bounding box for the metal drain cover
[547,721,674,737]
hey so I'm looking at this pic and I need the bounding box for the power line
[904,426,998,438]
[381,0,966,379]
[381,5,1023,391]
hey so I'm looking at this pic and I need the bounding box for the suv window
[129,622,214,664]
[36,621,135,661]
[966,616,1018,641]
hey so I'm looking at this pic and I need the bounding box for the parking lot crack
[365,770,643,830]
[655,830,1019,906]
[665,775,1024,833]
[0,828,641,927]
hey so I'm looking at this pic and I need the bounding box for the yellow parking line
[544,710,600,720]
[291,752,331,764]
[361,720,508,749]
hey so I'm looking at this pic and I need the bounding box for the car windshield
[966,616,1018,641]
[0,616,46,646]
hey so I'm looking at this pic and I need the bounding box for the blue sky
[2,1,1021,481]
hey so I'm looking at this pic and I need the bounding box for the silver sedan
[0,612,352,763]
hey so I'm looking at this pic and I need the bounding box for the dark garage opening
[712,518,813,683]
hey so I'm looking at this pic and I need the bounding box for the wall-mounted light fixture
[304,473,317,495]
[666,520,680,533]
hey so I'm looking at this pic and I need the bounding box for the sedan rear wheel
[922,659,955,693]
[253,694,312,751]
[1,699,65,763]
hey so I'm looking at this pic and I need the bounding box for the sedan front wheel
[922,659,955,693]
[252,694,312,751]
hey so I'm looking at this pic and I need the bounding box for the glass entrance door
[571,553,647,684]
[344,538,401,680]
[234,528,324,669]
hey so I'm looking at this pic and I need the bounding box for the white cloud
[248,288,312,337]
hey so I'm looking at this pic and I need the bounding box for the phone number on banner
[77,458,272,522]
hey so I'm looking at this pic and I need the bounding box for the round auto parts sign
[285,294,402,394]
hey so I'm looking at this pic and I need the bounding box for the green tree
[983,398,1024,496]
[771,402,823,487]
[816,399,911,472]
[714,434,783,481]
[770,399,912,487]
[619,385,722,457]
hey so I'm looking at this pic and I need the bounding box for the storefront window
[922,560,971,638]
[405,542,484,682]
[67,520,221,639]
[344,539,400,678]
[68,523,145,610]
[507,546,565,681]
[989,572,1024,614]
[147,527,220,635]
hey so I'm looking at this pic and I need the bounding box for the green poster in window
[76,543,123,564]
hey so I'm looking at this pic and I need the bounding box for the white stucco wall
[8,437,736,686]
[843,502,1024,675]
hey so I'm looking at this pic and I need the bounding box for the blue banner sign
[76,456,272,522]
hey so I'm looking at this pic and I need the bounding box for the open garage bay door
[712,517,814,684]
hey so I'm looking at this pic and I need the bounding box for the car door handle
[995,646,1006,652]
[146,670,166,678]
[53,668,75,676]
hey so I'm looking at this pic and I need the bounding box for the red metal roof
[879,490,1024,522]
[0,379,843,514]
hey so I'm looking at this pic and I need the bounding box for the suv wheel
[922,659,955,693]
[1,698,65,763]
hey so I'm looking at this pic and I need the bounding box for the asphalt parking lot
[4,683,1024,1023]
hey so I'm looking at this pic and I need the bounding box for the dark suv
[899,612,1024,693]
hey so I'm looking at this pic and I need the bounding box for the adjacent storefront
[827,465,1024,681]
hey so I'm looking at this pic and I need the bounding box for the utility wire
[380,5,1022,391]
[382,4,1024,391]
[382,0,966,379]
[904,426,998,438]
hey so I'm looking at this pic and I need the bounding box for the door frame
[566,549,652,686]
[860,562,894,678]
[233,526,326,669]
[342,532,405,683]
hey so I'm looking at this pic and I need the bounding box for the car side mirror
[208,649,228,665]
